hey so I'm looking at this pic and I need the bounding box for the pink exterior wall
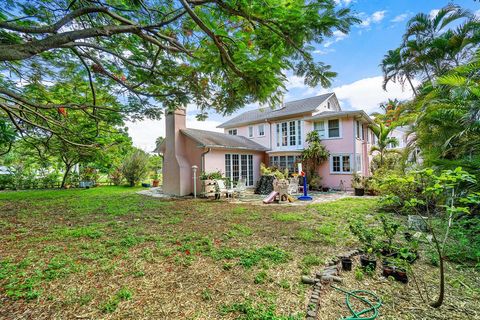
[225,122,272,149]
[162,109,193,196]
[204,148,264,187]
[313,117,356,189]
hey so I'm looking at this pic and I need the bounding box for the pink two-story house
[160,93,376,196]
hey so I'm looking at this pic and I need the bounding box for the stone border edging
[303,249,360,320]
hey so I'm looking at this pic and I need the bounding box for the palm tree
[301,131,329,177]
[369,122,400,166]
[402,4,475,79]
[380,48,418,96]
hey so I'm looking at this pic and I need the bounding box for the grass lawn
[0,187,478,319]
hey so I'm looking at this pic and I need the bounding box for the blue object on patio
[297,174,312,201]
[142,183,151,188]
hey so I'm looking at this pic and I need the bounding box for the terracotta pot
[394,268,408,283]
[152,180,159,187]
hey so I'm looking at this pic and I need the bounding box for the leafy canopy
[0,0,360,145]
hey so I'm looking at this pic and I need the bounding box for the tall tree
[380,48,418,95]
[0,0,360,145]
[369,122,400,167]
[402,4,477,79]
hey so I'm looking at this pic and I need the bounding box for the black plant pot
[360,255,377,270]
[354,188,365,196]
[322,187,330,192]
[341,258,352,271]
[404,232,413,242]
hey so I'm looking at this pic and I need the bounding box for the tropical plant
[301,131,329,177]
[380,48,418,95]
[401,4,477,79]
[0,0,360,144]
[402,167,477,308]
[369,122,400,167]
[413,49,480,172]
[121,150,149,187]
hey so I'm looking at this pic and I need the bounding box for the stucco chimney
[162,108,191,196]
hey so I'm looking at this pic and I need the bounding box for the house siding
[204,149,264,187]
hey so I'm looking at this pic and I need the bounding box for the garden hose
[331,285,382,320]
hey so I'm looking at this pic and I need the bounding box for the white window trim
[273,120,303,150]
[257,124,265,137]
[314,118,342,140]
[329,153,353,174]
[248,126,254,138]
[228,128,238,135]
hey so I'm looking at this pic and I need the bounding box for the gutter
[201,147,211,172]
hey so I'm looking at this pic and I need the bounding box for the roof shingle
[218,93,333,128]
[181,129,268,151]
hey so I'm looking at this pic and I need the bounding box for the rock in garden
[307,310,316,317]
[301,276,316,284]
[321,275,343,283]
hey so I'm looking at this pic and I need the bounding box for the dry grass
[0,187,478,319]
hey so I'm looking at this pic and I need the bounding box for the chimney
[163,107,191,196]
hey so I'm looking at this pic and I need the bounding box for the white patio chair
[215,179,234,199]
[235,178,247,198]
[288,177,299,195]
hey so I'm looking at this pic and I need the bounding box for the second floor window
[276,120,301,147]
[228,129,237,135]
[328,119,340,138]
[314,119,340,138]
[248,126,254,138]
[258,124,265,137]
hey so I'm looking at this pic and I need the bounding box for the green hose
[331,285,382,320]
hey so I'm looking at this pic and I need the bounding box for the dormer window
[327,101,331,109]
[228,129,237,135]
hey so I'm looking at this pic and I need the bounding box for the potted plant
[378,214,400,257]
[200,171,223,197]
[308,174,322,191]
[152,173,160,187]
[351,173,366,196]
[349,220,378,271]
[341,257,352,271]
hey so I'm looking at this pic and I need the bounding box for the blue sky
[128,0,480,151]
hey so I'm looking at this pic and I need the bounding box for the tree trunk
[406,75,417,97]
[61,163,72,188]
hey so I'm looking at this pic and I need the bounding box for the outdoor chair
[288,177,299,194]
[235,178,247,198]
[215,179,234,199]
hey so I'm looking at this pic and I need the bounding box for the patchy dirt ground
[0,187,478,319]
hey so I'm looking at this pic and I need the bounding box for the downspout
[353,117,356,180]
[201,147,211,173]
[200,147,211,194]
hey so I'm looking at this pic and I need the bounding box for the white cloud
[371,11,386,22]
[313,48,335,55]
[126,108,223,152]
[429,9,440,18]
[334,0,354,6]
[391,13,408,23]
[323,30,348,47]
[475,9,480,18]
[319,76,419,114]
[359,10,387,28]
